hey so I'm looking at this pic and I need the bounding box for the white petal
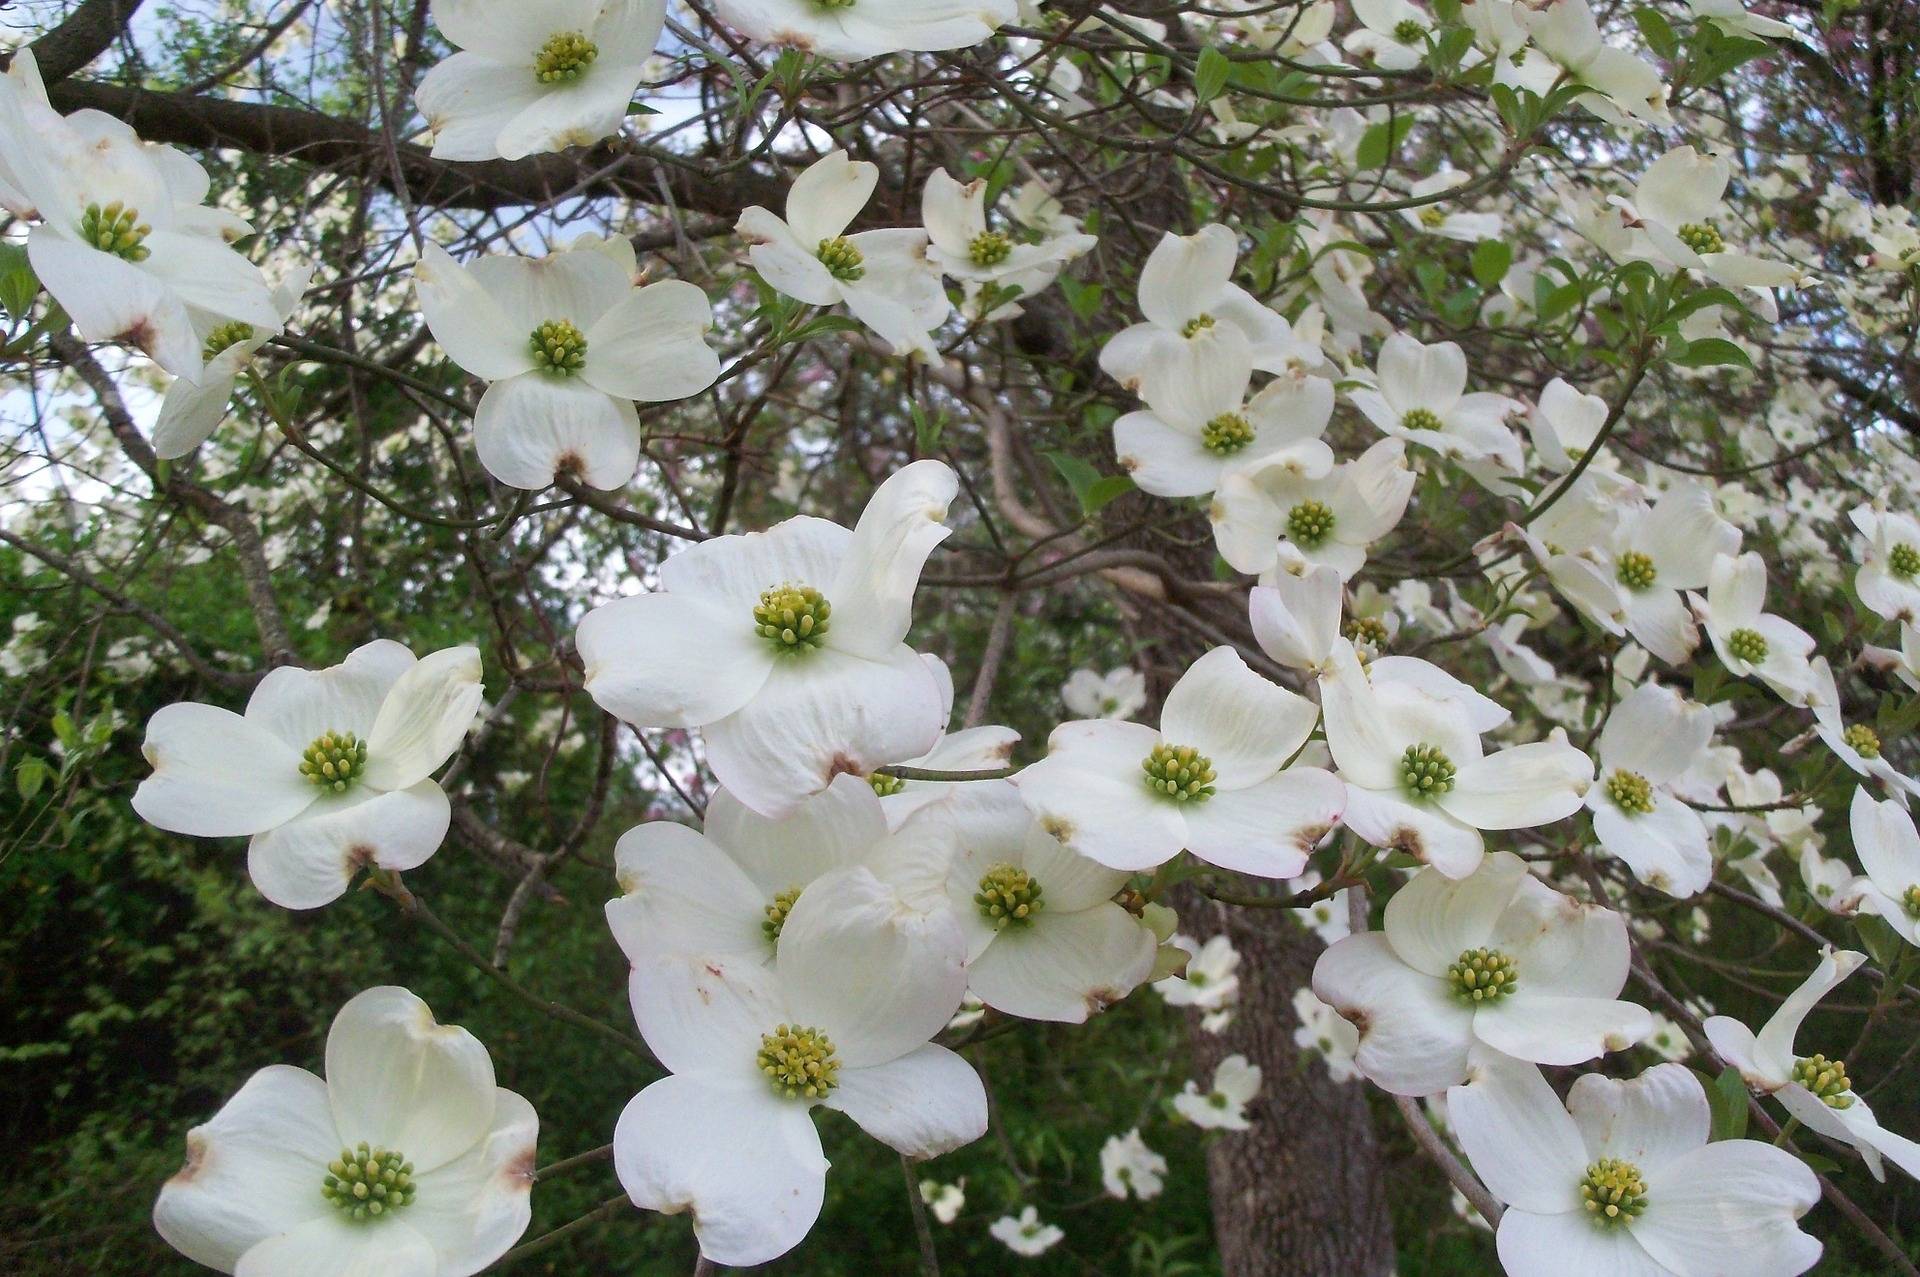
[235,1213,436,1277]
[1633,479,1740,589]
[1495,1208,1672,1277]
[739,206,843,305]
[1447,1052,1587,1213]
[659,513,849,609]
[1249,567,1343,671]
[919,168,985,252]
[786,151,878,245]
[413,243,534,380]
[777,866,967,1066]
[605,820,769,963]
[363,646,482,791]
[1566,1063,1707,1179]
[577,591,773,730]
[1113,409,1226,499]
[1753,948,1866,1080]
[1318,641,1406,790]
[1633,1139,1822,1277]
[1633,146,1729,228]
[133,703,313,837]
[153,1065,338,1272]
[1473,993,1651,1066]
[415,53,551,163]
[1593,795,1711,897]
[1441,740,1593,831]
[1487,873,1633,1000]
[1159,646,1320,788]
[1311,932,1473,1096]
[247,782,450,909]
[628,952,784,1081]
[474,374,641,491]
[152,366,239,459]
[1137,324,1254,426]
[825,1044,987,1155]
[404,1088,539,1276]
[1377,332,1466,414]
[1340,785,1486,878]
[325,986,496,1173]
[704,773,889,897]
[247,640,414,749]
[1622,587,1699,666]
[1007,812,1133,912]
[1852,785,1920,899]
[1598,683,1712,783]
[494,65,642,162]
[1179,767,1344,878]
[30,233,199,376]
[1383,852,1528,977]
[613,1074,825,1268]
[967,903,1156,1022]
[826,460,957,661]
[1138,224,1236,330]
[1012,752,1188,872]
[582,279,720,402]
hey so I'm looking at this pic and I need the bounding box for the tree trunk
[1181,894,1396,1277]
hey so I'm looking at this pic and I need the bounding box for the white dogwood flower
[1061,666,1148,720]
[872,656,1021,826]
[1601,480,1742,665]
[1349,333,1521,467]
[1211,437,1416,579]
[1851,787,1920,945]
[1397,171,1503,243]
[1345,0,1435,70]
[1249,563,1347,674]
[1690,551,1818,703]
[1014,646,1346,876]
[1100,1129,1168,1199]
[1585,683,1716,897]
[1849,502,1920,624]
[133,641,482,909]
[1155,933,1242,1010]
[154,987,537,1277]
[941,784,1157,1022]
[1100,224,1318,398]
[1519,0,1672,126]
[1527,377,1609,473]
[1313,852,1650,1095]
[1319,641,1592,878]
[578,460,956,818]
[1687,0,1796,38]
[1293,986,1362,1082]
[614,867,980,1266]
[919,1179,965,1224]
[415,0,667,161]
[1449,1054,1821,1277]
[922,167,1095,303]
[414,236,718,490]
[990,1205,1064,1257]
[152,265,312,459]
[736,150,949,357]
[711,0,1018,60]
[1173,1053,1262,1130]
[1706,947,1920,1182]
[1806,658,1920,807]
[1610,147,1804,288]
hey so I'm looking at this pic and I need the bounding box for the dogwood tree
[3,0,1919,1274]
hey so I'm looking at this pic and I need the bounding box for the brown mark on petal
[554,453,587,482]
[168,1131,210,1185]
[505,1146,538,1189]
[1083,987,1124,1015]
[118,317,156,356]
[1118,455,1141,474]
[1293,823,1334,852]
[1338,1005,1372,1041]
[1386,826,1427,861]
[1040,814,1075,843]
[987,739,1016,762]
[345,844,378,875]
[771,29,817,50]
[825,753,864,781]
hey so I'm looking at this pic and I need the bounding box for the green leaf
[15,755,51,802]
[1698,1066,1750,1141]
[0,241,37,324]
[1082,474,1135,516]
[1667,337,1754,370]
[1538,282,1585,324]
[1043,451,1132,517]
[1856,914,1904,972]
[1354,116,1414,170]
[625,101,660,116]
[1633,8,1680,60]
[1470,239,1513,289]
[1193,46,1230,103]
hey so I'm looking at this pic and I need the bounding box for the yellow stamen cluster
[754,583,832,652]
[975,863,1045,930]
[1345,616,1390,652]
[300,730,367,793]
[1901,884,1920,917]
[1844,723,1882,759]
[1392,17,1427,42]
[1202,412,1255,455]
[1727,627,1769,665]
[1606,769,1655,815]
[80,201,152,261]
[1419,208,1447,229]
[1181,314,1216,338]
[969,231,1012,267]
[762,886,803,944]
[1400,406,1442,433]
[1400,744,1456,800]
[529,319,588,375]
[1792,1053,1854,1108]
[1615,550,1657,591]
[1447,947,1518,1003]
[534,31,598,83]
[1287,499,1336,548]
[322,1144,415,1221]
[1579,1157,1647,1228]
[202,321,255,361]
[758,1024,839,1099]
[1889,543,1920,579]
[869,771,906,797]
[817,237,866,281]
[1676,222,1724,255]
[1142,742,1217,803]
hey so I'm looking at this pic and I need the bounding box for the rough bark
[1180,893,1396,1277]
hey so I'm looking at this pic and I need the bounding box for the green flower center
[1615,551,1657,591]
[969,231,1012,267]
[1418,208,1447,229]
[1400,744,1456,800]
[869,771,906,797]
[762,886,802,944]
[1901,884,1920,916]
[1202,412,1255,456]
[534,31,598,83]
[1792,1053,1854,1108]
[322,1144,415,1221]
[1447,947,1518,1003]
[1727,627,1769,665]
[529,319,588,375]
[976,862,1045,930]
[1889,543,1920,579]
[758,1024,840,1100]
[817,236,866,282]
[1345,616,1390,651]
[1181,313,1216,338]
[1142,742,1217,803]
[1579,1157,1647,1228]
[815,0,858,8]
[1844,723,1882,759]
[1287,499,1336,548]
[754,583,832,652]
[79,201,152,261]
[1400,406,1442,433]
[1606,769,1655,814]
[202,321,255,361]
[300,731,367,793]
[1392,18,1427,42]
[1676,222,1724,255]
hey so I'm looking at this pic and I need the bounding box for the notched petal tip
[167,1130,210,1186]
